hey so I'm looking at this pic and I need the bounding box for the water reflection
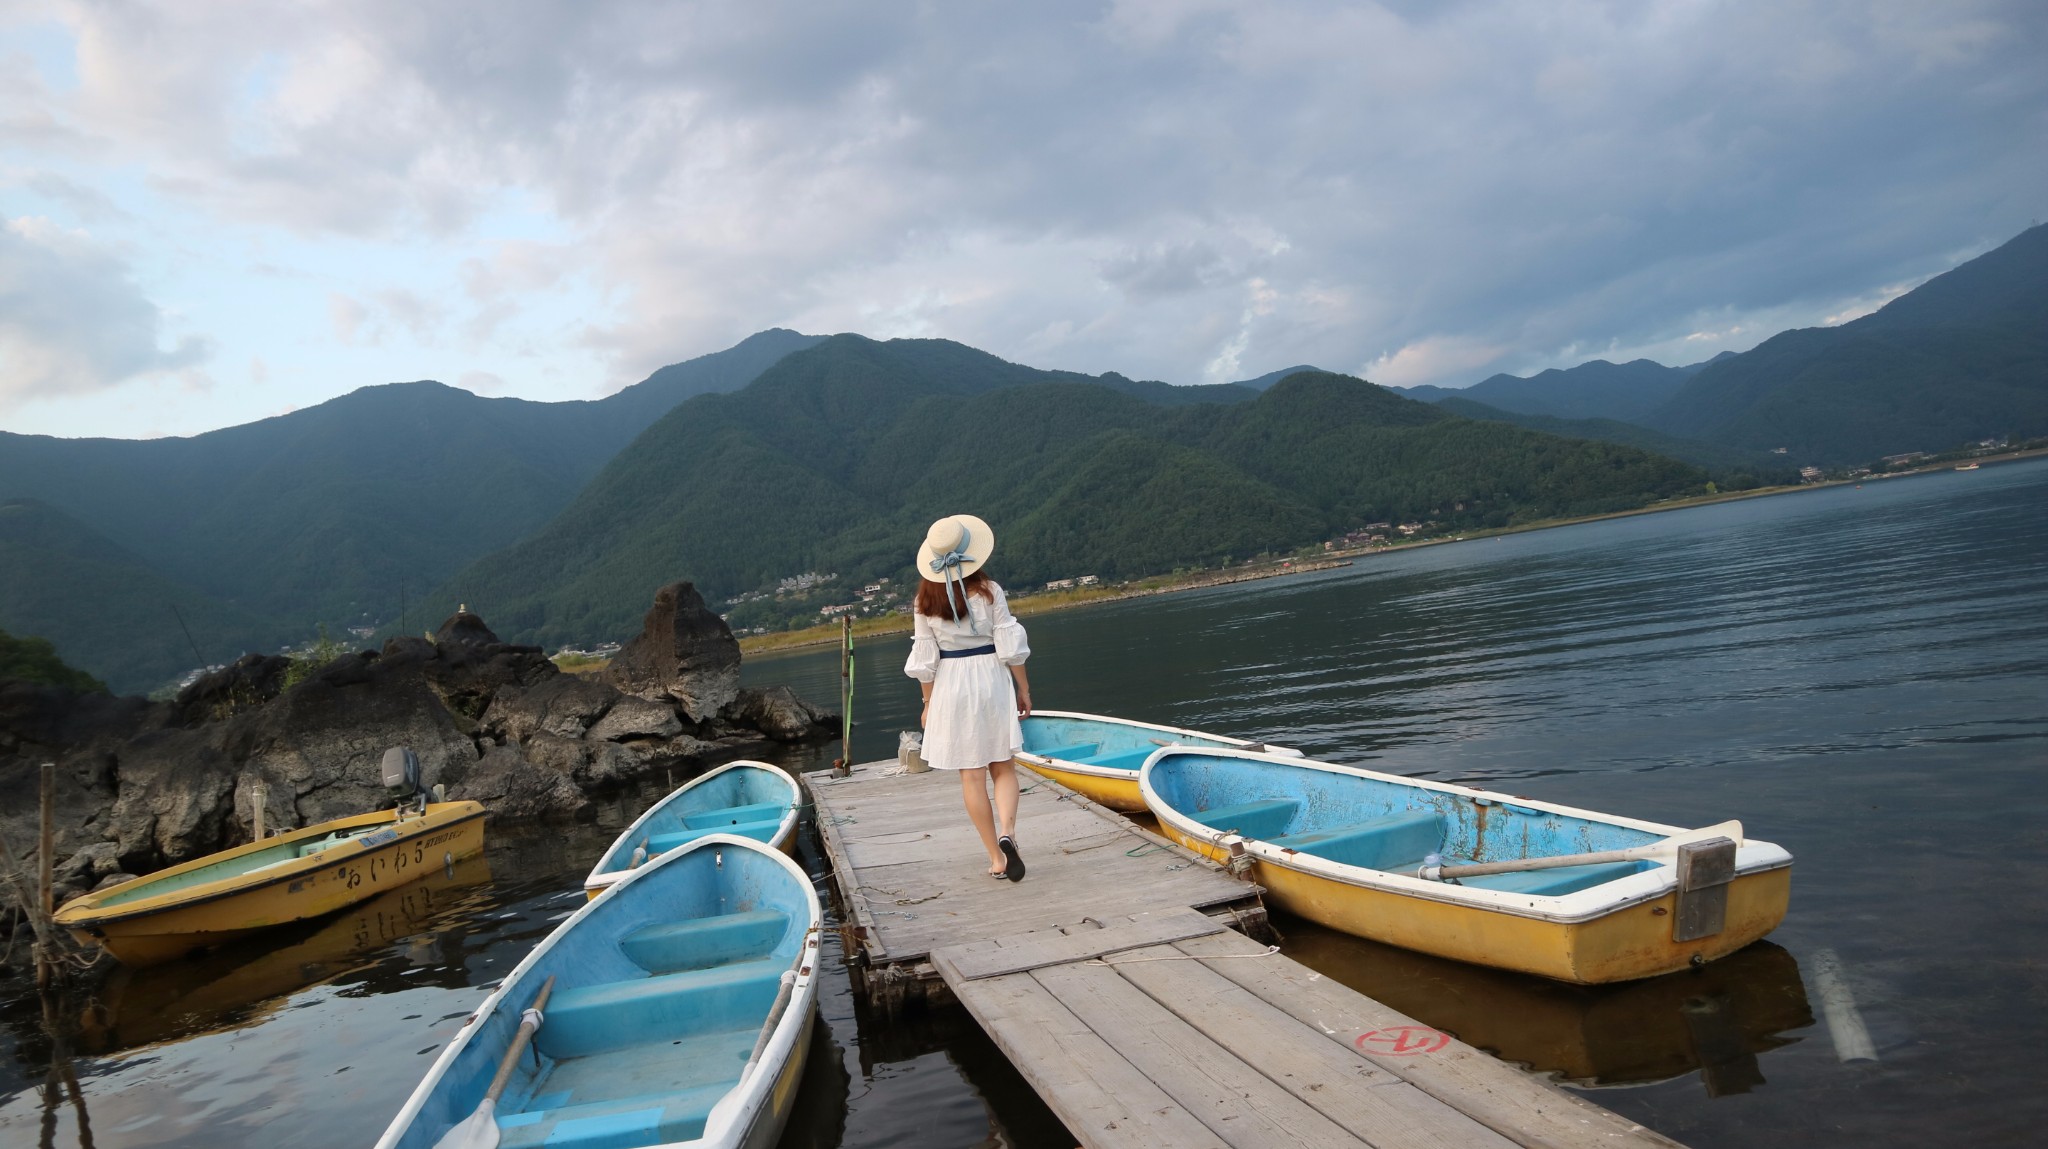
[1280,915,1814,1092]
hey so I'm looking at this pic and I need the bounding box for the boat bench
[644,818,784,855]
[620,909,790,975]
[1075,748,1154,772]
[1457,859,1647,896]
[679,801,788,829]
[1270,810,1444,870]
[499,1079,729,1149]
[535,957,786,1059]
[1189,798,1301,839]
[1026,742,1099,761]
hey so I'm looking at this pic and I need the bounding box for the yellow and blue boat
[582,760,802,899]
[54,800,487,966]
[1140,747,1792,983]
[1015,709,1297,812]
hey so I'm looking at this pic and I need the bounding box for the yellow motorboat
[1141,746,1792,984]
[57,750,488,966]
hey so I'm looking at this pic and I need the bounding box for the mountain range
[3,225,2041,692]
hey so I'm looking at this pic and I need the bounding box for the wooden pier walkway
[812,760,1685,1149]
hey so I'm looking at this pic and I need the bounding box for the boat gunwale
[374,831,824,1149]
[1015,708,1300,782]
[1139,746,1792,925]
[580,760,802,894]
[53,803,489,928]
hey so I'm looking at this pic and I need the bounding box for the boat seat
[620,909,790,975]
[1027,742,1099,761]
[1457,859,1647,896]
[1075,748,1153,772]
[1272,811,1445,870]
[498,1080,731,1149]
[679,801,787,830]
[643,817,785,855]
[1188,798,1300,839]
[535,958,786,1059]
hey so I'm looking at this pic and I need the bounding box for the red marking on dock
[1355,1026,1452,1056]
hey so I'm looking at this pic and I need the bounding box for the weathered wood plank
[1108,945,1517,1149]
[932,950,1229,1149]
[1030,958,1368,1149]
[810,774,888,961]
[940,908,1226,981]
[1175,931,1685,1149]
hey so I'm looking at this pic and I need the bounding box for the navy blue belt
[939,644,997,659]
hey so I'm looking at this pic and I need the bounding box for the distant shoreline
[729,444,2047,660]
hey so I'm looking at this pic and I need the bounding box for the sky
[2,1,2043,441]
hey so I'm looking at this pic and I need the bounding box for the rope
[1086,944,1281,968]
[1124,842,1170,858]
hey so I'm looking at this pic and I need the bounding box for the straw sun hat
[916,514,994,582]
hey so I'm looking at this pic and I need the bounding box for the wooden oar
[1418,821,1744,882]
[433,975,556,1149]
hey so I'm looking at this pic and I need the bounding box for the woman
[904,514,1034,881]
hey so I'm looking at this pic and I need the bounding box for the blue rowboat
[584,761,802,899]
[376,833,822,1149]
[1141,747,1793,983]
[1015,709,1297,811]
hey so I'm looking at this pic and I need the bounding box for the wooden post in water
[37,762,56,988]
[833,615,854,778]
[38,763,54,920]
[252,779,268,841]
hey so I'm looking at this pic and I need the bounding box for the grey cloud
[0,217,211,407]
[15,1,2048,393]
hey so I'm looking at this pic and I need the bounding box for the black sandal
[999,835,1026,882]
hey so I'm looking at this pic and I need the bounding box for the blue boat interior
[396,841,812,1149]
[592,765,796,879]
[1157,753,1666,895]
[1020,715,1235,774]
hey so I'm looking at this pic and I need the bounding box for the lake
[4,457,2043,1148]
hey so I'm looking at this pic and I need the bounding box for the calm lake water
[5,457,2044,1148]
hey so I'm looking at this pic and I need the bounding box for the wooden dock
[811,760,1686,1149]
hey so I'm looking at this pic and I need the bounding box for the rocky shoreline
[0,583,835,957]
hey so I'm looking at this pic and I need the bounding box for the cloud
[328,292,371,346]
[5,0,2045,417]
[0,215,211,407]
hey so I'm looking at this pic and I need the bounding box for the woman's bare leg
[958,768,1005,873]
[989,758,1020,839]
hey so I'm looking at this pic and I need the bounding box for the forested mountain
[0,499,285,692]
[1430,397,1793,479]
[1644,224,2048,462]
[1232,364,1328,391]
[436,337,1708,649]
[1396,357,1714,422]
[0,329,820,689]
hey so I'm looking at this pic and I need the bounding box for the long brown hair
[915,570,993,620]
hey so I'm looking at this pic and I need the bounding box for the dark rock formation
[480,675,618,742]
[0,596,837,954]
[725,685,835,742]
[605,582,741,722]
[587,696,684,742]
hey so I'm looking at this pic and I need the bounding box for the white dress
[904,582,1031,771]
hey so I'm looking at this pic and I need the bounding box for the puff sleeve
[904,610,940,682]
[992,585,1031,666]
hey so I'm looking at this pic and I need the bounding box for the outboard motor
[381,746,423,810]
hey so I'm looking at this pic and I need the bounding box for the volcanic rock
[586,696,684,742]
[722,685,834,741]
[605,582,741,722]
